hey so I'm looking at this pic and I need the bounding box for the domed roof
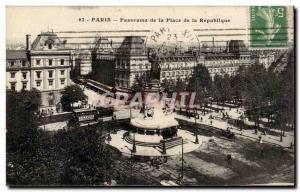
[228,40,247,53]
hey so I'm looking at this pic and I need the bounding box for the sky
[6,6,294,47]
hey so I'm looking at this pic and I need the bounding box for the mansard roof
[31,32,67,51]
[116,36,146,56]
[93,37,114,53]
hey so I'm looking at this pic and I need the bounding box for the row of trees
[155,50,294,130]
[7,87,118,185]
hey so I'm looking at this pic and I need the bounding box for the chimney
[26,34,31,51]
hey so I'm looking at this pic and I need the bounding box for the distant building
[148,40,252,84]
[257,54,275,68]
[250,49,289,69]
[202,40,252,79]
[114,36,151,89]
[91,38,115,87]
[149,53,198,85]
[78,50,92,76]
[6,50,31,91]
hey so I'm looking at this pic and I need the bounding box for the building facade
[6,50,31,91]
[91,38,115,87]
[114,36,151,89]
[6,32,72,113]
[149,53,198,85]
[202,40,252,79]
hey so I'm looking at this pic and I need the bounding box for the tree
[131,74,146,93]
[188,65,212,111]
[188,64,212,92]
[7,89,61,185]
[242,64,267,128]
[56,124,116,185]
[61,85,87,111]
[211,74,222,105]
[175,78,187,92]
[230,66,247,106]
[6,89,41,153]
[219,74,232,106]
[273,49,294,131]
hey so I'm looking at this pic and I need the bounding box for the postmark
[148,27,199,50]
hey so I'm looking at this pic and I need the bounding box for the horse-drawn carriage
[221,129,235,139]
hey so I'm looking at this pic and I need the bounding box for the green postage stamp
[250,6,288,47]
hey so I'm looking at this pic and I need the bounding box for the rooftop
[116,36,146,56]
[6,50,28,60]
[31,31,66,51]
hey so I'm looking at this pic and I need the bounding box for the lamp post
[130,148,133,184]
[130,106,132,119]
[181,138,184,183]
[193,63,199,144]
[132,131,136,153]
[162,140,166,155]
[194,108,199,144]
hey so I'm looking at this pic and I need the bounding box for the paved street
[79,87,295,150]
[115,132,294,186]
[39,86,294,186]
[174,108,294,150]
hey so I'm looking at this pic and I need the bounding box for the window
[48,71,53,78]
[60,70,65,75]
[10,83,16,91]
[22,61,26,67]
[36,81,41,87]
[49,80,53,86]
[36,71,41,78]
[10,72,15,78]
[60,79,65,85]
[49,59,53,66]
[22,72,27,79]
[48,93,54,105]
[22,82,27,90]
[10,61,15,66]
[60,59,64,65]
[36,59,40,66]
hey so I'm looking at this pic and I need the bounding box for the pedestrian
[260,148,264,158]
[258,135,262,143]
[227,154,232,166]
[263,130,266,135]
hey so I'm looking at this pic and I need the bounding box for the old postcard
[6,6,295,187]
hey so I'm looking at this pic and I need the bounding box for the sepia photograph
[5,5,295,187]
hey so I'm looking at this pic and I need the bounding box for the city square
[6,6,295,187]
